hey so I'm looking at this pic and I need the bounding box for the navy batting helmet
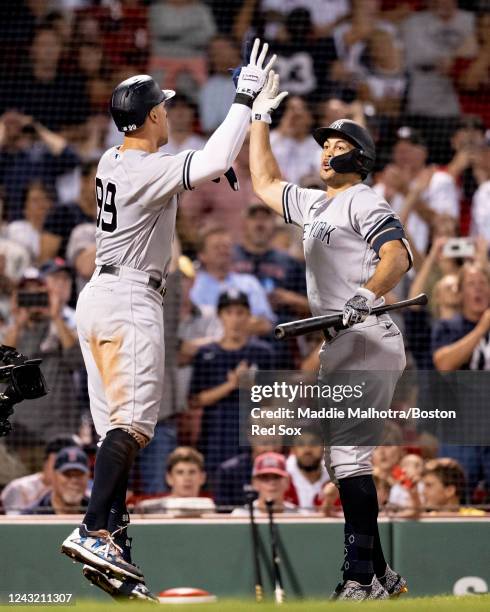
[313,119,376,179]
[110,75,175,133]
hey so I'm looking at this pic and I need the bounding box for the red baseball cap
[253,452,288,478]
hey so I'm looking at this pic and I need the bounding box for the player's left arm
[342,238,411,327]
[343,200,413,326]
[364,239,411,298]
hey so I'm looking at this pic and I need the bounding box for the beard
[297,456,322,472]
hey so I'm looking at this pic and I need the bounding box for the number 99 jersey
[95,146,195,279]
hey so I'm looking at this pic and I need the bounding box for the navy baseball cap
[54,446,89,474]
[40,257,71,277]
[217,289,250,312]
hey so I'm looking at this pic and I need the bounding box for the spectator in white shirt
[286,429,330,511]
[270,96,321,185]
[470,132,490,242]
[373,126,459,255]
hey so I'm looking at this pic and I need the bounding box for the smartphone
[17,291,49,308]
[442,237,475,259]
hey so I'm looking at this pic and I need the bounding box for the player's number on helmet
[95,178,118,233]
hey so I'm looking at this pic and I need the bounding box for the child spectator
[422,458,467,512]
[232,452,300,515]
[165,447,207,498]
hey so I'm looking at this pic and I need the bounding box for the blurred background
[0,0,489,524]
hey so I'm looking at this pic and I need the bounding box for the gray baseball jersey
[95,146,195,278]
[282,182,412,316]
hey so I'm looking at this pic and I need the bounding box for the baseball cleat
[82,565,158,602]
[61,525,144,582]
[331,575,389,600]
[379,565,408,598]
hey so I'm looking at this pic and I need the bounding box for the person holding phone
[0,267,82,465]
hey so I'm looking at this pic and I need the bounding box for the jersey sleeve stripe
[282,183,293,224]
[183,151,196,191]
[364,214,395,243]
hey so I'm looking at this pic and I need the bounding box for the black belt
[99,265,165,295]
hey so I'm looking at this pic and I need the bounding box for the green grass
[2,595,490,611]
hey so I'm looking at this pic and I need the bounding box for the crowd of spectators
[0,0,489,516]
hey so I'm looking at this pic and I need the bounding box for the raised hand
[252,70,289,124]
[235,38,277,103]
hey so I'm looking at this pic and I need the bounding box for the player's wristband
[233,93,254,108]
[356,287,376,305]
[252,112,271,124]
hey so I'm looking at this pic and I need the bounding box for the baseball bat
[244,485,263,603]
[265,499,285,604]
[274,293,428,340]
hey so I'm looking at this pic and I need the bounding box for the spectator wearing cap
[189,289,273,481]
[270,96,321,185]
[0,110,81,222]
[161,94,205,155]
[232,452,299,515]
[470,132,490,243]
[191,227,275,336]
[233,201,308,368]
[374,126,459,256]
[401,0,476,122]
[179,136,255,247]
[23,446,90,515]
[1,434,82,515]
[1,267,83,458]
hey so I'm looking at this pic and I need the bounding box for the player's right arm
[249,71,289,215]
[188,39,275,189]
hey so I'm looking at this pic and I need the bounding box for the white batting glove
[252,70,288,124]
[235,38,276,103]
[342,287,376,327]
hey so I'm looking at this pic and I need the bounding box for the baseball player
[249,72,412,600]
[60,39,276,600]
